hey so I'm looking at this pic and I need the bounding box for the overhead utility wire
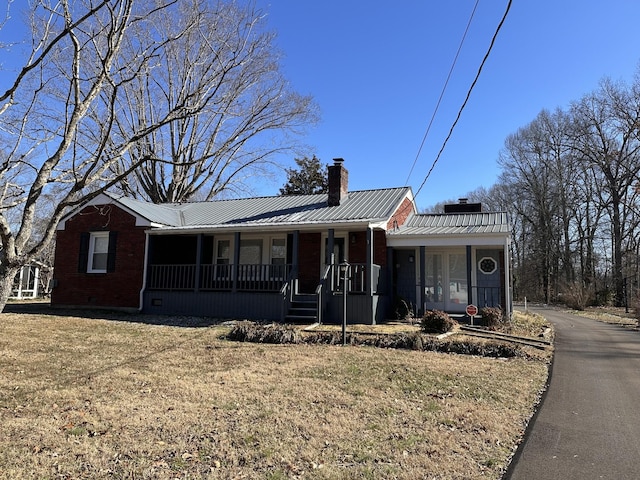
[414,0,513,200]
[404,0,479,186]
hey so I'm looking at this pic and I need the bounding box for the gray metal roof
[390,211,510,236]
[108,188,412,230]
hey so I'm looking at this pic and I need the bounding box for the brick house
[52,159,512,323]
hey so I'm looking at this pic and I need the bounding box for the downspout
[138,231,150,312]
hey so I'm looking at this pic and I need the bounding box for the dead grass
[0,308,549,479]
[567,305,638,326]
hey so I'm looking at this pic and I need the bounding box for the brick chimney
[328,158,348,206]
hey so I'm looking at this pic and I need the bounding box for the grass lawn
[0,307,550,479]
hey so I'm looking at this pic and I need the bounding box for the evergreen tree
[279,156,328,195]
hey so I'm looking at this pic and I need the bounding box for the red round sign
[466,304,478,316]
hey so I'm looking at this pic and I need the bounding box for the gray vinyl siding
[143,291,283,321]
[143,290,391,324]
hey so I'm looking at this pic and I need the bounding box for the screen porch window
[270,238,286,265]
[88,232,109,273]
[216,239,231,265]
[239,239,262,264]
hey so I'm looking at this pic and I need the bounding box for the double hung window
[79,231,116,274]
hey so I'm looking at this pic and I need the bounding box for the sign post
[466,304,478,326]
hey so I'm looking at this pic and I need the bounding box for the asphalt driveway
[505,306,640,479]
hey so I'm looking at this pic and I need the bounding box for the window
[216,239,231,265]
[239,239,262,264]
[88,232,109,272]
[270,238,286,265]
[478,257,497,275]
[78,231,117,274]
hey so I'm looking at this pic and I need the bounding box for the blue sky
[2,1,639,210]
[256,0,640,209]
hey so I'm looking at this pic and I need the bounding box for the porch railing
[148,264,196,290]
[471,286,504,308]
[148,263,292,292]
[329,263,381,294]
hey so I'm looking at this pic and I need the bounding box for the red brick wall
[374,230,387,266]
[386,197,414,231]
[51,204,146,309]
[298,232,321,293]
[347,230,387,267]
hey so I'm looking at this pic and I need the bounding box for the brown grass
[0,308,549,479]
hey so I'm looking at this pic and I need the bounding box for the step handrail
[280,267,298,321]
[314,265,332,325]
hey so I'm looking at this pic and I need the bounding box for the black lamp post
[339,262,350,346]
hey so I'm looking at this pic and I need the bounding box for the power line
[414,0,513,200]
[404,0,479,186]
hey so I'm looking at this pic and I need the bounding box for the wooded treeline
[464,71,640,307]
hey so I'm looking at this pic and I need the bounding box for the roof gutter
[145,220,389,235]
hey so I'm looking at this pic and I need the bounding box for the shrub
[480,307,505,330]
[420,310,457,334]
[227,322,300,344]
[561,283,594,310]
[393,296,414,321]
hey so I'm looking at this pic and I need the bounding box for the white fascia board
[386,233,509,248]
[57,192,154,230]
[146,219,387,235]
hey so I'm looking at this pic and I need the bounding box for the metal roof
[109,188,412,230]
[390,211,510,236]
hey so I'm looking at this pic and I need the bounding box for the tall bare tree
[571,78,640,306]
[0,0,300,310]
[110,1,317,203]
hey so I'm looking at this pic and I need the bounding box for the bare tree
[110,1,317,203]
[571,78,640,306]
[0,0,269,311]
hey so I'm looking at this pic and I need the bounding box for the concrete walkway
[505,306,640,480]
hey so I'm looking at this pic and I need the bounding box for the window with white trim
[216,239,231,265]
[88,232,109,273]
[270,238,286,265]
[478,256,497,275]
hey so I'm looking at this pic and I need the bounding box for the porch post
[419,246,425,316]
[194,234,203,292]
[327,229,335,264]
[327,229,335,290]
[386,247,394,297]
[292,230,299,292]
[232,232,240,293]
[504,237,512,318]
[33,266,40,298]
[366,227,374,324]
[466,245,473,306]
[366,227,373,296]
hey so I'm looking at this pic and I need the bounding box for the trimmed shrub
[420,310,457,334]
[480,307,505,330]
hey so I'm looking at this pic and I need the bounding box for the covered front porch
[142,227,390,324]
[390,243,512,320]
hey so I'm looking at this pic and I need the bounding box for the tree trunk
[0,265,20,313]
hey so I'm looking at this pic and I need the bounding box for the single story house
[51,159,512,323]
